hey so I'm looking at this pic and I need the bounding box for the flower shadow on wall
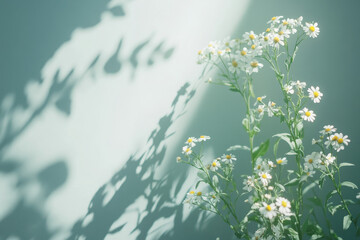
[0,0,176,239]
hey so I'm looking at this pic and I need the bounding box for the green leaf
[273,138,281,158]
[212,175,219,187]
[308,196,322,206]
[227,145,250,151]
[328,204,342,215]
[341,181,358,189]
[197,171,208,182]
[242,118,249,132]
[339,162,355,168]
[287,228,299,240]
[275,183,285,192]
[252,139,270,160]
[285,178,299,187]
[303,182,317,195]
[325,190,337,206]
[195,180,203,189]
[343,215,352,230]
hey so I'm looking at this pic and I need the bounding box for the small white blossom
[324,153,336,166]
[291,80,306,89]
[210,159,221,171]
[246,60,264,74]
[284,84,294,94]
[243,176,255,192]
[303,22,320,38]
[260,202,277,219]
[185,137,197,147]
[307,86,323,103]
[267,16,283,25]
[329,133,350,152]
[276,157,288,165]
[304,152,321,170]
[299,107,316,122]
[276,197,292,216]
[198,135,211,142]
[221,153,237,164]
[182,146,192,155]
[320,125,337,135]
[259,172,272,186]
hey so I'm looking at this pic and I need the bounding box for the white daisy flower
[284,84,294,94]
[303,168,316,179]
[228,58,243,73]
[260,202,277,219]
[243,176,255,192]
[243,31,257,43]
[182,146,192,155]
[291,80,306,89]
[282,18,298,34]
[249,44,263,56]
[183,190,196,204]
[176,156,182,163]
[210,159,221,171]
[296,16,303,27]
[276,197,292,216]
[208,192,220,204]
[268,161,275,168]
[259,33,271,46]
[299,107,316,122]
[198,135,211,142]
[221,153,237,164]
[255,96,266,106]
[320,125,336,135]
[239,47,249,59]
[246,60,264,74]
[259,172,272,186]
[303,22,320,38]
[267,101,279,117]
[276,157,288,165]
[257,104,265,117]
[267,16,283,25]
[185,137,197,147]
[269,33,284,48]
[276,27,291,39]
[324,153,336,166]
[330,133,351,152]
[307,86,323,103]
[265,194,272,200]
[254,158,270,173]
[304,152,321,170]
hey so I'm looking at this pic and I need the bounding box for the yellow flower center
[325,128,331,132]
[257,165,261,170]
[321,161,325,165]
[197,192,202,196]
[241,50,247,56]
[264,36,269,41]
[212,195,216,199]
[225,42,230,46]
[217,50,223,55]
[187,138,193,143]
[249,34,255,40]
[212,161,217,167]
[185,148,190,153]
[279,31,284,35]
[338,138,344,144]
[257,97,262,101]
[274,37,280,43]
[271,102,276,107]
[232,60,238,67]
[281,201,287,207]
[198,50,202,55]
[277,159,283,164]
[189,191,195,194]
[309,26,315,32]
[283,21,288,25]
[308,159,313,164]
[262,174,267,179]
[332,136,338,141]
[200,135,205,138]
[251,61,258,68]
[306,172,310,176]
[271,17,276,21]
[258,108,263,113]
[266,205,272,211]
[225,47,231,52]
[208,43,213,47]
[305,111,311,117]
[226,155,231,160]
[313,91,319,98]
[266,28,271,32]
[251,44,256,50]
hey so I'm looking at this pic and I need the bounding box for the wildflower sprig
[178,15,359,239]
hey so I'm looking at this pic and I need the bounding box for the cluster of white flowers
[197,16,319,76]
[312,125,351,152]
[254,96,280,118]
[180,135,211,157]
[183,190,220,206]
[303,151,337,176]
[257,196,292,220]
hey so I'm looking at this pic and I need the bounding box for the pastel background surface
[0,0,359,239]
